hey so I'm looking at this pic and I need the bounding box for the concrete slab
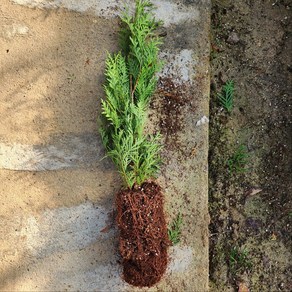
[0,0,210,290]
[10,0,200,26]
[0,133,104,170]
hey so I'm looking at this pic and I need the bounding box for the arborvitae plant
[100,0,163,188]
[218,80,234,113]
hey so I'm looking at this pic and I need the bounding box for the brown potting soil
[116,181,169,287]
[157,77,188,138]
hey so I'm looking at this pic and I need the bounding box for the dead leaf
[238,282,249,292]
[271,233,277,241]
[100,225,111,233]
[247,188,262,196]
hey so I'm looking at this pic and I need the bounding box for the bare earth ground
[209,0,292,291]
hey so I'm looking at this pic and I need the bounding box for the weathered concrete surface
[11,0,200,26]
[0,133,104,170]
[0,0,210,291]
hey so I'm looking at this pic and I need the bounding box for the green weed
[218,80,234,113]
[227,144,248,173]
[67,73,76,83]
[229,246,252,275]
[168,213,183,245]
[210,49,218,60]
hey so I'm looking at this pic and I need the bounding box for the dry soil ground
[209,0,292,291]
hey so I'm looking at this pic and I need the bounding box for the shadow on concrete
[0,1,125,290]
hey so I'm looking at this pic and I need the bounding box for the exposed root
[116,181,169,287]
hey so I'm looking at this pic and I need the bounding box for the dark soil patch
[150,77,190,151]
[116,181,169,287]
[209,0,292,291]
[157,77,188,137]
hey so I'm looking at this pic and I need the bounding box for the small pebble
[227,32,240,44]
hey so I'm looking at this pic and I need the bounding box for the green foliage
[218,80,234,113]
[100,0,163,188]
[168,213,183,245]
[227,144,248,173]
[229,246,252,275]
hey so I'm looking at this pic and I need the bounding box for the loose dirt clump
[152,77,189,149]
[116,182,169,287]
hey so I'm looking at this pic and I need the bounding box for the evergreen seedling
[100,0,163,188]
[218,80,234,113]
